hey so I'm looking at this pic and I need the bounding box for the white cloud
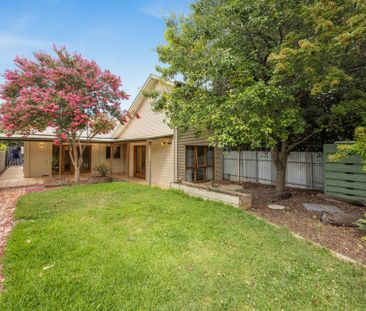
[0,33,48,49]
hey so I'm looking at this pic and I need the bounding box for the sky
[0,0,191,109]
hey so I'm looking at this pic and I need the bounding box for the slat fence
[223,150,324,190]
[324,144,366,203]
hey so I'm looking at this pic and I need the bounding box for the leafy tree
[153,0,366,192]
[329,126,366,171]
[0,46,130,182]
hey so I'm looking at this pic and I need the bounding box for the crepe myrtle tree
[153,0,366,193]
[0,46,134,182]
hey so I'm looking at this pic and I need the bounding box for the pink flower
[0,45,130,145]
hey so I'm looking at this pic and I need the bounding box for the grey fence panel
[223,150,324,190]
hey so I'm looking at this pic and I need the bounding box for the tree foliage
[154,0,366,191]
[0,46,130,181]
[329,127,366,171]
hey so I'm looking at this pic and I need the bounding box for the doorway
[134,146,146,179]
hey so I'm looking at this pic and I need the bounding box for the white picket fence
[223,151,324,190]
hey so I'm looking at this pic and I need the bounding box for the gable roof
[0,74,174,143]
[112,74,174,139]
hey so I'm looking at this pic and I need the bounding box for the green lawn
[1,183,365,310]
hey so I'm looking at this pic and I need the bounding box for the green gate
[324,144,366,203]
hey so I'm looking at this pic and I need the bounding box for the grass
[0,183,365,310]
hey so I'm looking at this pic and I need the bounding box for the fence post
[222,149,225,181]
[237,150,240,183]
[310,153,314,189]
[255,151,259,183]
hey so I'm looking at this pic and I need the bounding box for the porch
[1,133,174,189]
[0,166,148,189]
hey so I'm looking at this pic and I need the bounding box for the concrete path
[0,166,44,189]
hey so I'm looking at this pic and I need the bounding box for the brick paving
[0,187,25,288]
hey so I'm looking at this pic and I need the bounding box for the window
[113,146,121,159]
[185,146,214,182]
[106,146,111,159]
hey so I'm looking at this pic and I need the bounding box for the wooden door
[134,146,146,179]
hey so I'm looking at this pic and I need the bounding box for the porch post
[126,143,130,179]
[58,144,62,177]
[148,141,152,186]
[110,143,113,175]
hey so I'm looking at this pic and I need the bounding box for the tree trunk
[74,166,80,183]
[271,141,288,193]
[69,142,83,183]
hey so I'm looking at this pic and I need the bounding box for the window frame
[185,145,215,183]
[106,146,111,159]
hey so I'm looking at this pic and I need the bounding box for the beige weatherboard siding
[24,141,53,177]
[116,75,175,188]
[177,128,223,182]
[120,96,173,140]
[113,78,174,140]
[149,138,174,188]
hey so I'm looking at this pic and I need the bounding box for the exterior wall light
[160,142,172,146]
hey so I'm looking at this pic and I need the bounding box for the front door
[61,145,91,174]
[134,146,146,179]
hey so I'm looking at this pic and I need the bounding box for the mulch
[229,181,366,265]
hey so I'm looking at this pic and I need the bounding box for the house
[0,75,223,188]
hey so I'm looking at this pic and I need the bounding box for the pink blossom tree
[0,46,131,182]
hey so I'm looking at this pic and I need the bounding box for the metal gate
[6,146,24,167]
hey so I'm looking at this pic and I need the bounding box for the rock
[268,204,285,210]
[303,203,341,213]
[320,211,361,227]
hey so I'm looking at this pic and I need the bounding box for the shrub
[95,164,111,177]
[0,143,6,151]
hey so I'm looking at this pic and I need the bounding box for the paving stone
[268,204,286,210]
[303,203,341,213]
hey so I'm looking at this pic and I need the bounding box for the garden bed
[171,181,252,209]
[215,180,366,264]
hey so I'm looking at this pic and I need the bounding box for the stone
[320,211,361,227]
[268,204,286,210]
[303,203,341,213]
